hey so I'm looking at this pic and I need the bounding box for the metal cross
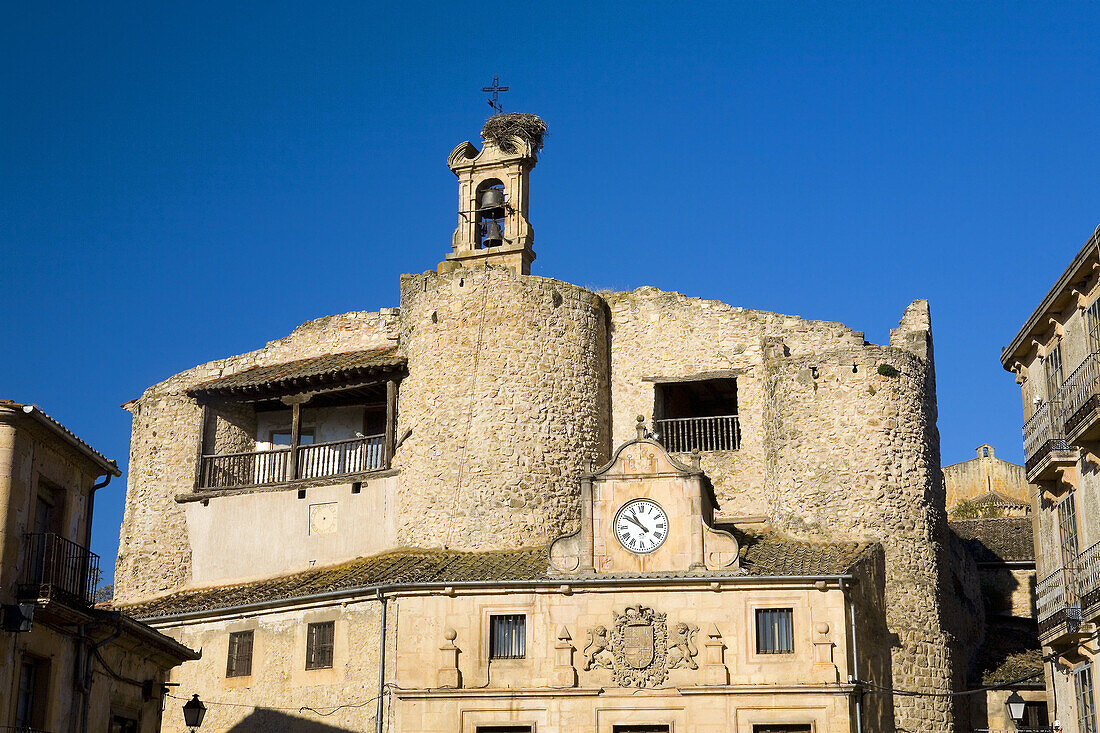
[481,74,509,114]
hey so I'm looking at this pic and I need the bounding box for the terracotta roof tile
[119,538,878,621]
[187,347,404,398]
[951,518,1035,564]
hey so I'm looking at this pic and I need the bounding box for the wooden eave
[1002,223,1100,372]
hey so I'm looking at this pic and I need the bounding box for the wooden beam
[384,379,398,468]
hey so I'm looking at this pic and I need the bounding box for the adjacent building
[0,399,198,732]
[114,114,986,732]
[1003,224,1100,733]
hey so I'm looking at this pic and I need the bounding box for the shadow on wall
[226,709,360,732]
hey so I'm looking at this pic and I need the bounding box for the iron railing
[1036,566,1070,624]
[654,415,740,453]
[17,533,99,608]
[1060,351,1100,434]
[1078,540,1100,610]
[198,434,386,489]
[1023,400,1068,470]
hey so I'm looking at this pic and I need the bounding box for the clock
[614,499,668,554]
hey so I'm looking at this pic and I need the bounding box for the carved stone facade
[113,117,986,732]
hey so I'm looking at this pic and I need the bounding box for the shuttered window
[489,615,525,659]
[306,621,335,670]
[755,608,794,654]
[226,630,254,677]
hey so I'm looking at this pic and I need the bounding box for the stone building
[1003,224,1100,733]
[114,115,984,732]
[944,444,1031,516]
[0,399,197,732]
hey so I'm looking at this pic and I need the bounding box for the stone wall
[115,310,399,604]
[943,445,1029,510]
[394,266,609,550]
[604,287,866,521]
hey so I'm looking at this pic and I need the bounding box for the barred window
[306,621,334,670]
[755,608,794,654]
[489,615,525,659]
[226,630,253,677]
[1077,664,1098,733]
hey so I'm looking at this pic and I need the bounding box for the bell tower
[442,113,546,275]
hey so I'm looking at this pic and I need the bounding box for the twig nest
[481,113,548,157]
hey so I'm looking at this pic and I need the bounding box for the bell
[478,188,505,217]
[482,220,504,247]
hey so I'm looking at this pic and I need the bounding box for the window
[476,728,533,733]
[226,630,254,677]
[271,431,314,448]
[489,614,526,659]
[306,621,334,669]
[1088,299,1100,354]
[1058,494,1080,568]
[653,378,740,452]
[15,655,49,730]
[613,727,670,733]
[752,727,811,733]
[755,608,794,654]
[1076,664,1098,733]
[1045,342,1065,402]
[110,715,139,733]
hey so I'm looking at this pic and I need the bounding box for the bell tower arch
[442,113,545,275]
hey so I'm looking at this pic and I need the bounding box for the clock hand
[625,513,649,534]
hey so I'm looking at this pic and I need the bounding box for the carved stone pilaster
[702,623,728,685]
[437,627,461,688]
[551,626,577,687]
[813,622,838,681]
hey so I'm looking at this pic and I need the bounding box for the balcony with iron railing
[17,533,100,609]
[1060,351,1100,444]
[1022,400,1075,480]
[1035,541,1100,644]
[198,433,387,490]
[654,414,741,453]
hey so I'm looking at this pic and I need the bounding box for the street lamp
[182,694,206,732]
[1005,690,1026,726]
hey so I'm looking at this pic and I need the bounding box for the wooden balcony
[198,434,387,490]
[17,533,100,609]
[1061,351,1100,449]
[1022,400,1076,482]
[654,414,740,453]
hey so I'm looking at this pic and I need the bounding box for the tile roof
[0,400,120,476]
[970,618,1045,685]
[120,537,877,620]
[951,518,1035,564]
[187,347,405,398]
[968,490,1030,510]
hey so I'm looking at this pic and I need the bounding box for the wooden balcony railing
[17,533,99,608]
[198,434,386,489]
[1060,351,1100,435]
[654,415,740,453]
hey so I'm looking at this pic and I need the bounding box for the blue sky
[3,3,1099,582]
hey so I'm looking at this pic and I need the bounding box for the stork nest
[481,113,547,157]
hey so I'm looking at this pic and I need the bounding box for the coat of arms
[609,604,668,687]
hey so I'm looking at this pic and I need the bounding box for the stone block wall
[394,267,609,550]
[115,311,399,604]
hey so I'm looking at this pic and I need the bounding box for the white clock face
[614,499,668,554]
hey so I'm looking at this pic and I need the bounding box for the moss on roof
[119,536,878,621]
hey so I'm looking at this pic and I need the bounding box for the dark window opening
[306,621,335,670]
[1022,701,1049,729]
[489,614,526,659]
[613,727,671,733]
[15,655,50,730]
[476,728,533,733]
[752,726,812,733]
[653,378,740,452]
[227,630,254,677]
[110,715,140,733]
[756,608,794,654]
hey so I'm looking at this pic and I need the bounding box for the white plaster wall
[254,405,367,448]
[185,474,399,587]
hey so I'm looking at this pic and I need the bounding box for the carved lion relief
[582,605,700,687]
